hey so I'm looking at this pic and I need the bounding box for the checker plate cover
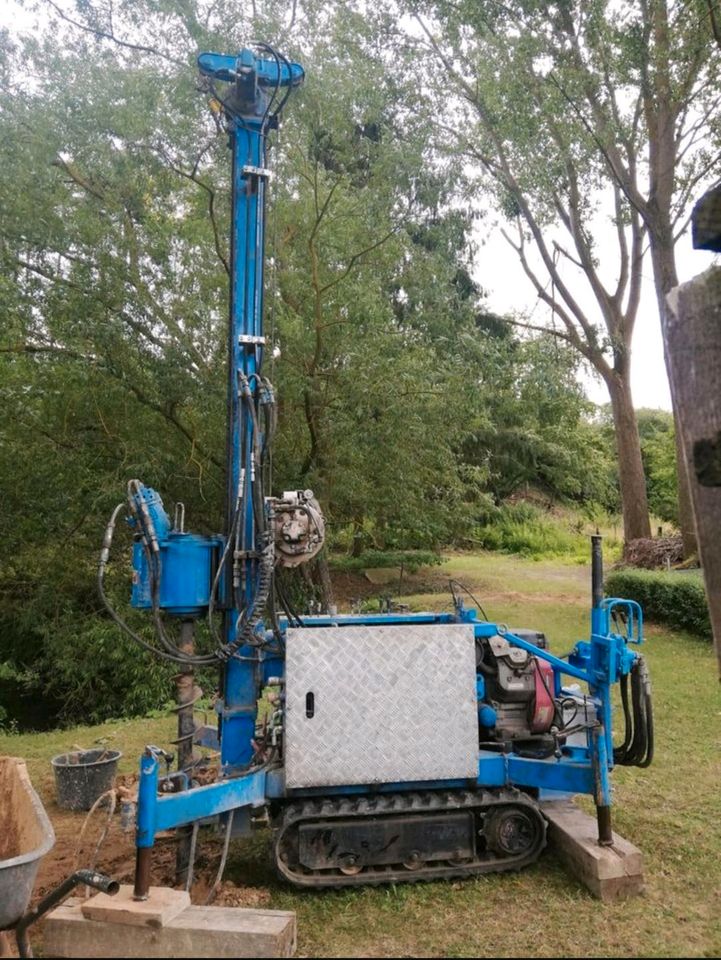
[284,623,478,788]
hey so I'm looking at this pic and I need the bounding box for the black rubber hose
[614,657,653,768]
[640,683,654,767]
[613,672,633,764]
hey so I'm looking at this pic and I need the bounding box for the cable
[274,571,304,627]
[131,499,219,666]
[98,500,220,665]
[183,821,200,893]
[72,788,118,901]
[205,809,235,905]
[128,481,220,664]
[449,579,489,620]
[98,504,191,665]
[207,495,241,647]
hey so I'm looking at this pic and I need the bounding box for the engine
[477,628,557,752]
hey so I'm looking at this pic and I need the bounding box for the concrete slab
[542,799,644,901]
[44,897,296,958]
[81,885,190,927]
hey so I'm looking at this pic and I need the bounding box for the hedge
[605,568,711,639]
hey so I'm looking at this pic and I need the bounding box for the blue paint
[136,751,159,848]
[197,51,303,90]
[289,612,458,627]
[135,750,266,841]
[129,486,171,539]
[194,48,304,769]
[154,770,266,832]
[478,704,497,727]
[508,753,595,794]
[128,46,650,869]
[131,533,223,616]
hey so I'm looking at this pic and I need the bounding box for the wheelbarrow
[0,756,118,957]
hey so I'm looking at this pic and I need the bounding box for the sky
[477,219,718,412]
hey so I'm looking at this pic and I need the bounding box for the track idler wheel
[484,806,542,858]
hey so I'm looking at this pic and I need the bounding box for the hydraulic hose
[613,655,654,767]
[98,503,218,666]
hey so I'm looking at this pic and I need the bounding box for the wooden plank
[44,898,296,958]
[542,800,644,902]
[81,885,190,928]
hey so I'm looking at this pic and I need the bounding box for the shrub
[605,568,710,639]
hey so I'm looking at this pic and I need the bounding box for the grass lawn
[2,552,720,957]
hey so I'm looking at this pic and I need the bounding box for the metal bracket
[242,164,272,179]
[238,335,266,345]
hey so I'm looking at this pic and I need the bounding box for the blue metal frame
[135,598,644,845]
[198,48,303,771]
[128,44,648,867]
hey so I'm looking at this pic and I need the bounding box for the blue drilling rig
[98,44,653,897]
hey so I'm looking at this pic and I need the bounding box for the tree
[0,0,492,718]
[387,1,660,544]
[0,0,646,725]
[403,0,720,553]
[461,318,616,509]
[637,409,678,524]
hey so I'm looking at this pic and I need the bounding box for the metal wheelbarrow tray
[0,756,56,929]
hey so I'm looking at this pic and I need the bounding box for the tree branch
[317,227,397,297]
[41,0,185,65]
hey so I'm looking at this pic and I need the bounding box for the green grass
[2,552,720,957]
[0,713,177,803]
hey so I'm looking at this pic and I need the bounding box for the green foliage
[461,328,618,509]
[593,406,679,524]
[471,501,621,560]
[605,568,710,639]
[637,409,678,524]
[0,0,657,727]
[330,550,442,573]
[0,541,174,727]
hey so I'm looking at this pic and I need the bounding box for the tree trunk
[664,267,721,677]
[649,235,698,556]
[315,551,337,616]
[351,513,365,558]
[606,372,652,543]
[672,409,697,556]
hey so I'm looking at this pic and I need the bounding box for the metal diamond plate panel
[284,623,478,788]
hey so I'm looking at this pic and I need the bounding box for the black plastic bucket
[51,749,122,811]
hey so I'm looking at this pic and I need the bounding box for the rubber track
[274,787,547,889]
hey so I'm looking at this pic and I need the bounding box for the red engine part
[530,659,555,733]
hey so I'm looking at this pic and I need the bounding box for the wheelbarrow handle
[15,870,119,958]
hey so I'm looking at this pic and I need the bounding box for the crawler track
[274,787,547,889]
